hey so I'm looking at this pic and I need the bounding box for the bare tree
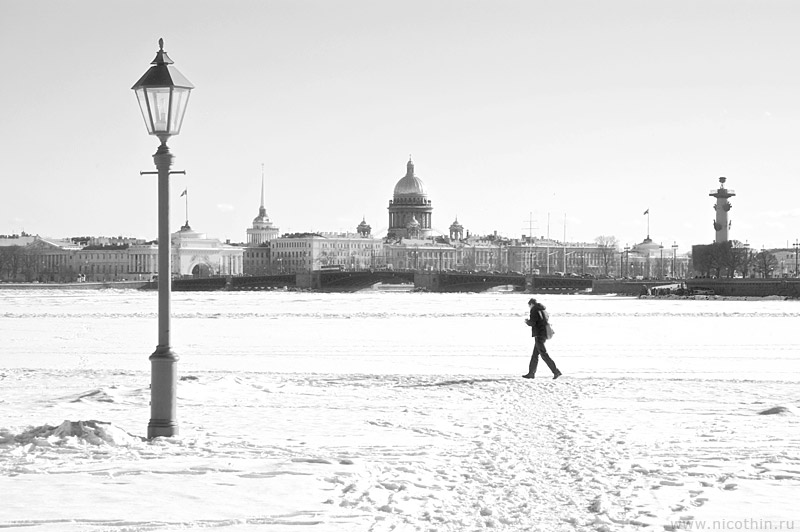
[724,240,749,278]
[755,250,779,278]
[0,246,25,281]
[594,235,619,277]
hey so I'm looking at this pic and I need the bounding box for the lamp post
[624,245,630,278]
[743,242,750,278]
[794,239,799,277]
[659,243,664,280]
[132,38,194,439]
[671,242,678,278]
[580,244,586,275]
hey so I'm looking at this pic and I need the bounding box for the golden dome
[393,158,427,197]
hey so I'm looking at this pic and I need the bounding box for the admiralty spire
[247,164,279,244]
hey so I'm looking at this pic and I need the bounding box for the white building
[271,233,384,273]
[384,238,458,271]
[128,224,243,279]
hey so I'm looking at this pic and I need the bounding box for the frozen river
[2,288,799,379]
[1,289,798,531]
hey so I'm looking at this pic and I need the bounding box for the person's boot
[522,373,535,379]
[552,371,562,380]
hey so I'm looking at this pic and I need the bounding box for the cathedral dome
[393,158,427,197]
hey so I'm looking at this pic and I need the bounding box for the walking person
[522,298,562,379]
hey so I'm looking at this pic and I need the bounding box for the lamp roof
[131,38,194,90]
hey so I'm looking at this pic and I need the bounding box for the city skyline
[3,1,800,251]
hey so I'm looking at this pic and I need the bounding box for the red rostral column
[710,177,735,243]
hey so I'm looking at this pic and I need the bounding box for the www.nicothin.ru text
[672,518,795,530]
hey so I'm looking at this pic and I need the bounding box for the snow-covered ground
[1,289,798,531]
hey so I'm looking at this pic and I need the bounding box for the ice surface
[1,290,798,531]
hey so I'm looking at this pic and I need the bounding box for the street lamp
[743,242,751,278]
[793,239,800,277]
[624,245,630,277]
[671,242,678,278]
[132,38,194,439]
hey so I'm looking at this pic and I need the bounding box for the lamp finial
[159,38,164,51]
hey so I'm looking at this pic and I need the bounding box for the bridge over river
[171,271,594,293]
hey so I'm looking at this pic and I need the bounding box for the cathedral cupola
[449,217,464,240]
[357,217,372,237]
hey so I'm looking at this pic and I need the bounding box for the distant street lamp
[742,241,751,278]
[132,38,194,439]
[624,245,630,277]
[671,242,678,278]
[794,239,800,277]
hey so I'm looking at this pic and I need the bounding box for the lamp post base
[148,345,179,439]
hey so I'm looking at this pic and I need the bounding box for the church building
[387,157,433,239]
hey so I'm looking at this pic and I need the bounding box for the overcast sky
[2,0,800,251]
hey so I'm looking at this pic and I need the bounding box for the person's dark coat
[528,303,548,338]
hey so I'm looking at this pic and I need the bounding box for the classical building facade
[269,232,385,273]
[243,244,271,276]
[171,223,243,276]
[128,224,244,279]
[384,238,458,271]
[387,158,433,239]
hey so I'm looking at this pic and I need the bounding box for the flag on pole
[643,208,649,215]
[180,188,187,197]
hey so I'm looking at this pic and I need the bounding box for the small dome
[631,238,662,254]
[253,206,272,226]
[393,158,427,197]
[450,218,463,230]
[407,216,420,228]
[357,217,371,235]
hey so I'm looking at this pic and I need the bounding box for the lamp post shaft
[149,141,179,439]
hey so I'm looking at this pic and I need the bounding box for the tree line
[692,241,778,278]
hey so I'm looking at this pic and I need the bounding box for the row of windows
[391,198,432,205]
[39,253,127,262]
[321,243,377,250]
[272,242,380,250]
[81,264,126,273]
[77,253,125,260]
[273,242,310,249]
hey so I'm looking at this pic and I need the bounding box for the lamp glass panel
[135,89,154,134]
[146,87,173,134]
[169,88,191,135]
